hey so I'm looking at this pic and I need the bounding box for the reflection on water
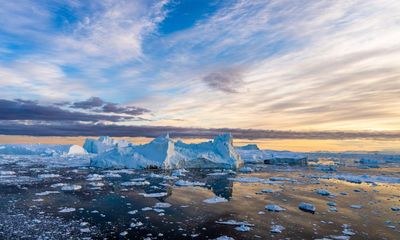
[0,159,399,239]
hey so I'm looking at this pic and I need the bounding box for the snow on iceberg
[90,133,243,169]
[236,145,307,165]
[83,136,130,154]
[0,144,86,156]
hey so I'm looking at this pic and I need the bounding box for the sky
[0,0,399,138]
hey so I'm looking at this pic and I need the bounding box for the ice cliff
[90,133,243,169]
[83,136,130,154]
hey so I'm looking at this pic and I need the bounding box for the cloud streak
[0,121,398,140]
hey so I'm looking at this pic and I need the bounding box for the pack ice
[236,144,308,165]
[90,133,243,169]
[0,143,86,156]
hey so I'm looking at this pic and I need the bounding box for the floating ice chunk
[121,181,150,186]
[80,228,91,233]
[350,205,362,209]
[0,171,16,175]
[270,177,295,182]
[215,220,254,226]
[128,210,138,215]
[235,225,251,232]
[203,196,228,204]
[261,189,275,193]
[207,172,228,176]
[61,184,82,191]
[86,174,103,181]
[298,202,316,213]
[214,236,235,240]
[35,191,60,196]
[38,174,61,179]
[51,183,67,188]
[228,177,267,183]
[175,180,206,187]
[89,182,104,187]
[342,224,355,236]
[120,231,128,236]
[139,192,168,198]
[327,201,336,206]
[104,172,122,178]
[329,235,350,240]
[391,206,400,211]
[270,225,285,233]
[154,202,171,208]
[59,207,76,213]
[141,207,153,211]
[265,204,286,212]
[130,221,143,228]
[316,189,331,196]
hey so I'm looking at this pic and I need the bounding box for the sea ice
[203,196,228,204]
[298,202,316,213]
[270,225,285,233]
[265,204,286,212]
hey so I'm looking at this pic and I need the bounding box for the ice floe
[203,196,228,204]
[298,202,316,213]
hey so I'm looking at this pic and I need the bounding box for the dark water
[0,158,399,239]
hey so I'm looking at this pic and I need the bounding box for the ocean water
[0,154,399,239]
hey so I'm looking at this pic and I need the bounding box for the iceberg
[0,144,87,156]
[90,133,243,169]
[83,136,130,154]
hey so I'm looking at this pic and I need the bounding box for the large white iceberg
[0,144,87,156]
[83,136,130,154]
[237,144,307,165]
[90,133,243,169]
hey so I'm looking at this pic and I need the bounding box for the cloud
[71,97,105,109]
[202,68,243,93]
[70,97,150,115]
[0,99,135,122]
[0,121,398,140]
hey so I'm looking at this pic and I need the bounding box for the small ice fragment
[214,236,235,240]
[265,204,286,212]
[391,206,400,211]
[130,221,143,228]
[316,189,331,196]
[59,207,76,213]
[203,196,228,204]
[38,174,60,179]
[235,225,251,232]
[154,202,171,208]
[61,184,82,191]
[175,180,205,187]
[270,225,285,233]
[350,205,362,209]
[139,192,168,198]
[128,210,138,215]
[327,201,336,206]
[298,202,316,214]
